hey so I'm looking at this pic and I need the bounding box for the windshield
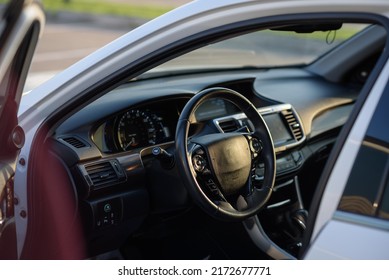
[146,23,368,76]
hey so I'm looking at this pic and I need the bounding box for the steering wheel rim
[175,87,276,221]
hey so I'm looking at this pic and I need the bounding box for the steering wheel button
[250,138,263,153]
[192,154,206,172]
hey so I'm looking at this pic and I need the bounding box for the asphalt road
[25,1,192,91]
[26,14,138,91]
[30,24,126,73]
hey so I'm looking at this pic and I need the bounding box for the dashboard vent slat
[283,110,303,141]
[218,119,239,132]
[83,160,126,189]
[61,137,88,149]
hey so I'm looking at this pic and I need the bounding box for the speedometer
[117,109,157,151]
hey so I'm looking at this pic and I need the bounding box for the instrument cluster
[116,109,170,151]
[92,98,190,153]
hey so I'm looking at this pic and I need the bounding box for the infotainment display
[213,104,304,151]
[262,113,293,146]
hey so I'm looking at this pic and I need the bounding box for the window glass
[338,84,389,220]
[145,23,368,77]
[0,0,12,118]
[379,179,389,219]
[339,145,388,216]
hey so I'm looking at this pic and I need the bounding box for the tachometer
[117,109,157,151]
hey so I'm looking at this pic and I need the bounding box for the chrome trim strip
[334,210,389,231]
[266,199,291,209]
[213,104,306,153]
[273,179,294,191]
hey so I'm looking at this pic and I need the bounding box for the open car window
[145,23,368,77]
[0,0,12,117]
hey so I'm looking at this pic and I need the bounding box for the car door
[0,0,44,259]
[303,52,389,259]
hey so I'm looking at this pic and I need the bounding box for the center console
[215,103,308,257]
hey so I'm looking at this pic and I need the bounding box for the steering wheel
[175,87,276,221]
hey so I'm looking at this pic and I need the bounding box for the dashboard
[92,97,244,154]
[52,68,360,257]
[91,97,306,156]
[54,68,359,205]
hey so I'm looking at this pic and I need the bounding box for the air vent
[61,137,88,149]
[83,160,125,189]
[283,110,303,141]
[218,119,240,132]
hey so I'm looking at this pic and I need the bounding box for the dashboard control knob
[152,147,175,169]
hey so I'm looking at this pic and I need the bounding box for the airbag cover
[194,134,251,195]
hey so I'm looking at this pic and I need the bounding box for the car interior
[18,16,388,259]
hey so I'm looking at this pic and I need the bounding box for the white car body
[0,0,388,259]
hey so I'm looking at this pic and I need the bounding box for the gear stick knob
[291,209,308,232]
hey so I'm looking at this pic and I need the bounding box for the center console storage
[260,176,308,255]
